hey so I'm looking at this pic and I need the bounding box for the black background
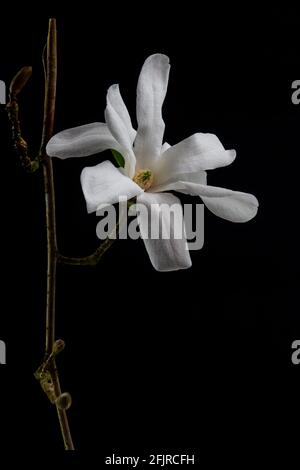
[0,4,299,463]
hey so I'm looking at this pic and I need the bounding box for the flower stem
[58,207,128,266]
[40,18,74,451]
[58,232,117,266]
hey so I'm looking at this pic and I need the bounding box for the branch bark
[40,18,74,451]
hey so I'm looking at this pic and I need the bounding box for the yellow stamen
[133,169,154,190]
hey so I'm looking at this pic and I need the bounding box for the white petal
[201,188,258,222]
[134,54,170,169]
[151,180,258,223]
[46,122,119,159]
[81,160,143,213]
[105,93,136,178]
[106,84,136,144]
[152,170,207,191]
[161,142,171,153]
[136,192,192,271]
[155,133,236,185]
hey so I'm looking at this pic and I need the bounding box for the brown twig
[58,231,117,266]
[40,18,75,451]
[6,66,39,172]
[7,17,121,451]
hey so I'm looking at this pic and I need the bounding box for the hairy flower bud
[9,66,32,98]
[52,339,65,355]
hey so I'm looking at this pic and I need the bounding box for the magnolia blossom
[46,54,258,271]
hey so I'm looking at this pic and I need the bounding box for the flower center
[133,169,154,190]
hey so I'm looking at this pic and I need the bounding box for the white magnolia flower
[46,54,258,271]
